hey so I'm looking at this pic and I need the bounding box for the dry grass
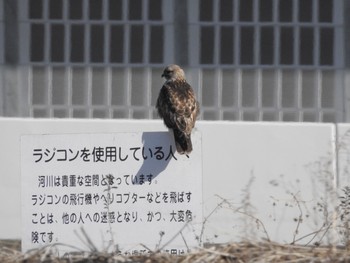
[2,239,350,263]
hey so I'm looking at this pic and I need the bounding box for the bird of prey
[156,64,200,155]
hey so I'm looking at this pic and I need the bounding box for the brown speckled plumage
[156,64,199,154]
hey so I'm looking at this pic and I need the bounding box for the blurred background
[0,0,348,122]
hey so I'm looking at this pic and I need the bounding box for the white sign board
[21,132,202,255]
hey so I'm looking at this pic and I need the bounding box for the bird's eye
[166,70,173,74]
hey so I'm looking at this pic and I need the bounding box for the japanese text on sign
[21,132,202,254]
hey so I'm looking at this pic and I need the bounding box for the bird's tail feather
[173,129,192,154]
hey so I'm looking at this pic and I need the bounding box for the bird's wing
[159,81,199,134]
[156,84,177,128]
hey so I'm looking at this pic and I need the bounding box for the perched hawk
[156,64,200,155]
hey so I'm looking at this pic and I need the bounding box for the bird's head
[161,64,186,82]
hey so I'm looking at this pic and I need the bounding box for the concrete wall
[1,118,348,246]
